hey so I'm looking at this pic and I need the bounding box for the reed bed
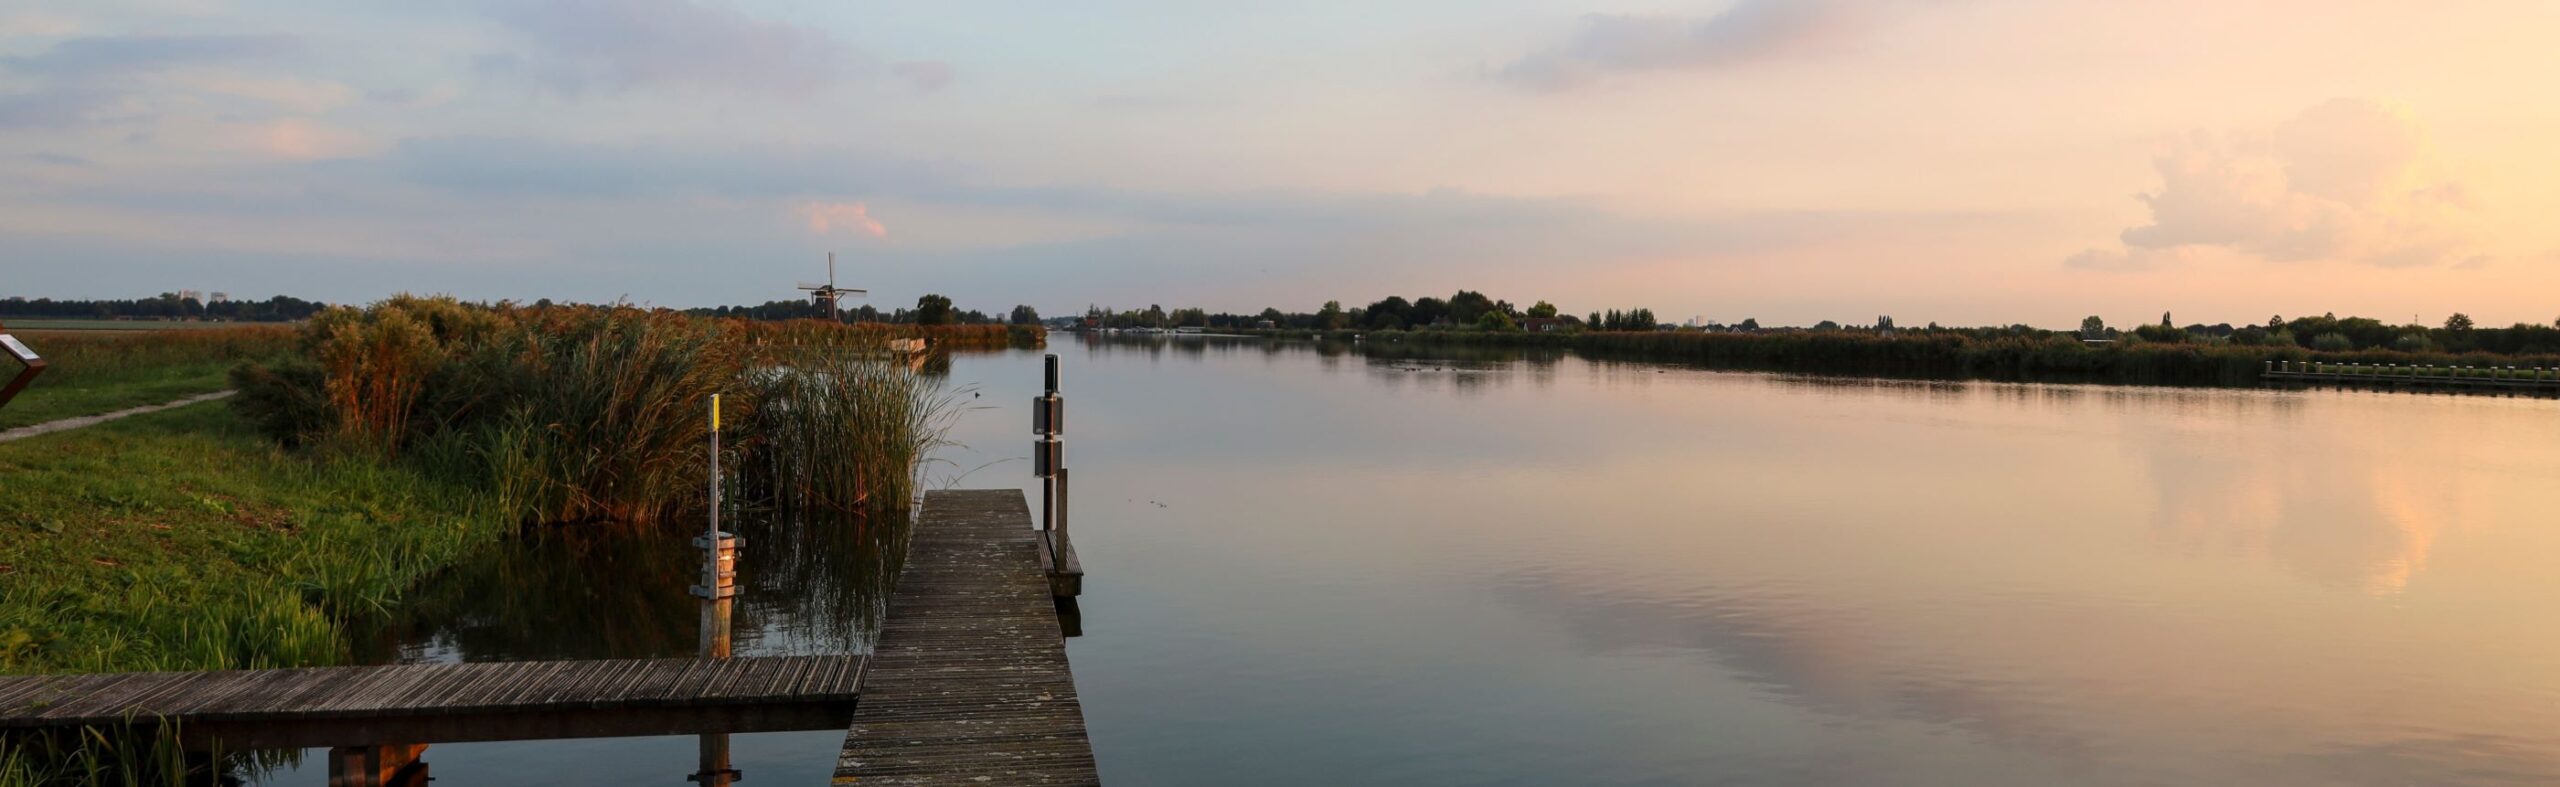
[230,296,959,527]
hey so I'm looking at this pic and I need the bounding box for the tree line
[1,293,327,321]
[1080,290,1663,332]
[2083,312,2560,355]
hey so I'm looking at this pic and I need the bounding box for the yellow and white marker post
[691,393,740,787]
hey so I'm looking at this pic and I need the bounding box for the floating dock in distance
[2260,360,2560,396]
[835,489,1098,785]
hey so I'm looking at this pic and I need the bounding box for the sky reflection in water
[266,335,2560,785]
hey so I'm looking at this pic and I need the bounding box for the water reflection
[359,506,904,662]
[1025,334,2560,785]
[249,333,2560,784]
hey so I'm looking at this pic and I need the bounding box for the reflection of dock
[2261,360,2560,396]
[0,655,865,748]
[835,489,1098,784]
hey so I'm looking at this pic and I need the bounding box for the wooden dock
[0,655,864,749]
[834,489,1097,785]
[0,489,1095,783]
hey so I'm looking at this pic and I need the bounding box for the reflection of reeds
[353,350,953,662]
[0,717,295,787]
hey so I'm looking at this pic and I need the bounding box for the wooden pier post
[327,743,427,787]
[690,394,741,787]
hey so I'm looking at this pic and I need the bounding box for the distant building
[1520,317,1567,333]
[210,292,231,303]
[177,289,202,303]
[1254,319,1276,330]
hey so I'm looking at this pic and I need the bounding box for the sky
[2,0,2557,327]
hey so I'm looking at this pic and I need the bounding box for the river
[260,334,2560,785]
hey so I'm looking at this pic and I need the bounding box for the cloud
[372,135,959,198]
[801,201,886,237]
[1493,0,1855,91]
[258,119,374,160]
[2069,99,2482,271]
[0,34,303,128]
[0,12,80,37]
[0,33,299,77]
[477,0,853,94]
[2061,247,2196,273]
[890,60,953,91]
[0,87,121,128]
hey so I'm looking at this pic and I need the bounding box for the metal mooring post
[691,394,740,787]
[1035,354,1064,533]
[1033,354,1084,604]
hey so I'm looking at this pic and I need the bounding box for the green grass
[0,401,510,674]
[0,362,236,430]
[1,320,255,332]
[0,326,294,430]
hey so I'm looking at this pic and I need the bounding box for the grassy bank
[4,300,958,783]
[0,326,294,430]
[1241,328,2560,387]
[0,402,509,674]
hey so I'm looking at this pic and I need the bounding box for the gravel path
[0,390,237,443]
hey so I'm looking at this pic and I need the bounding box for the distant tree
[1365,296,1412,329]
[2161,311,2174,329]
[1476,310,1518,331]
[1445,290,1495,323]
[1409,297,1448,326]
[1257,307,1285,326]
[1009,305,1040,325]
[1814,320,1841,331]
[2445,312,2475,332]
[1875,315,1894,331]
[2311,332,2354,352]
[914,294,956,325]
[1528,300,1558,319]
[1588,312,1602,329]
[2133,322,2185,343]
[1317,300,1347,330]
[2393,333,2434,352]
[2268,315,2285,332]
[1737,318,1759,332]
[2080,315,2106,338]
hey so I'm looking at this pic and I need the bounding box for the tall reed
[231,297,960,528]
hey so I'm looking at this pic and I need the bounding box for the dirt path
[0,390,236,443]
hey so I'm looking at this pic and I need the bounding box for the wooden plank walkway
[0,655,865,749]
[835,489,1097,785]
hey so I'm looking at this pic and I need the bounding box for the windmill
[798,252,867,322]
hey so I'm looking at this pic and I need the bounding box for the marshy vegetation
[3,298,968,784]
[228,296,968,527]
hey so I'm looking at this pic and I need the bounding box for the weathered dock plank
[0,655,865,749]
[835,489,1097,785]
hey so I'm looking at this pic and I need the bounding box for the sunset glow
[5,1,2557,325]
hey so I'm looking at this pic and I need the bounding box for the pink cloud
[801,200,886,237]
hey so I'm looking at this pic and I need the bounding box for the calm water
[271,336,2560,784]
